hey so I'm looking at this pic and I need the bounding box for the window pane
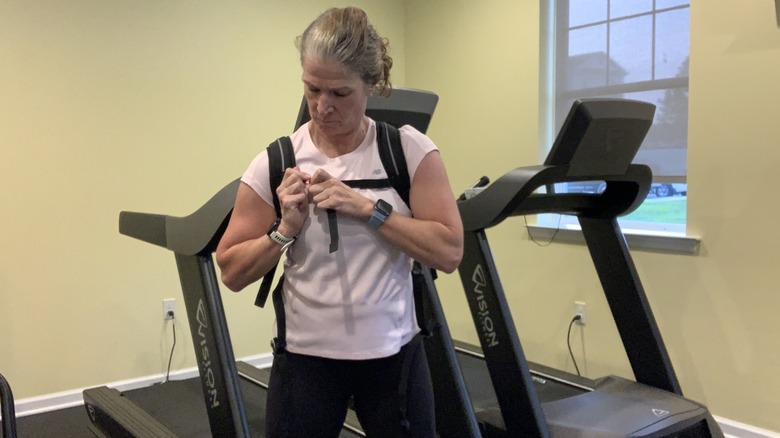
[655,8,690,79]
[610,0,653,19]
[565,24,607,90]
[569,0,607,27]
[609,16,653,84]
[656,0,689,9]
[568,24,607,56]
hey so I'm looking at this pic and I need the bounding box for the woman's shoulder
[398,124,437,155]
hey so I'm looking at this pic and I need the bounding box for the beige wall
[2,0,780,434]
[405,0,780,433]
[0,0,405,396]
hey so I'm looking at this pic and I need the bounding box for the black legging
[265,335,435,438]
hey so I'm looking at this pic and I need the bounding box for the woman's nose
[317,94,334,115]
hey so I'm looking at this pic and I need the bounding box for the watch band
[269,230,295,251]
[267,220,295,251]
[368,199,392,230]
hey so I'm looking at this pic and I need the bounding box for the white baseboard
[12,353,273,418]
[715,416,780,438]
[8,360,779,438]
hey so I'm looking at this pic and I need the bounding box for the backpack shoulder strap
[375,121,410,209]
[375,123,438,339]
[255,136,296,308]
[267,136,296,218]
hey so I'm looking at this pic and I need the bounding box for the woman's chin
[314,121,342,133]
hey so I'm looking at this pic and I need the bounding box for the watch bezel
[375,199,393,216]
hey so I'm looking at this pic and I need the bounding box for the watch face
[375,199,393,215]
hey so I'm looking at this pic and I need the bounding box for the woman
[216,7,463,437]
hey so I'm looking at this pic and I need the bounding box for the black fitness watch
[367,199,393,230]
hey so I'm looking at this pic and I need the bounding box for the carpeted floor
[12,403,92,437]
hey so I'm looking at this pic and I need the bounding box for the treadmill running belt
[120,376,360,437]
[455,350,586,413]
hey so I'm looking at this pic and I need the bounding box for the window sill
[526,225,700,254]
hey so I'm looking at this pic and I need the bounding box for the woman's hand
[276,167,311,236]
[307,169,373,220]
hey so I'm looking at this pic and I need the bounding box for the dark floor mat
[14,403,92,437]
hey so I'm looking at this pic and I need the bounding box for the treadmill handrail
[118,179,240,256]
[458,163,652,232]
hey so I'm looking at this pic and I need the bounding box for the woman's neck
[310,117,369,158]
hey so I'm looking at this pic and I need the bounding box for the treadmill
[81,88,480,437]
[454,98,724,437]
[1,372,17,438]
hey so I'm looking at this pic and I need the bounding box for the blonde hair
[296,7,393,97]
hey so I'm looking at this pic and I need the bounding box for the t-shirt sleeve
[240,149,274,206]
[399,125,439,183]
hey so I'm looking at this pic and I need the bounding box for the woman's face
[302,56,370,137]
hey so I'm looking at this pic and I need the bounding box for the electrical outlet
[574,301,586,325]
[163,298,176,320]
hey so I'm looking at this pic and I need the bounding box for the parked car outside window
[563,181,686,198]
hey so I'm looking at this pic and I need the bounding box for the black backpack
[253,121,435,353]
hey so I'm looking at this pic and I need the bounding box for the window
[541,0,690,235]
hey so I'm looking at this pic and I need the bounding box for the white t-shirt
[241,119,438,360]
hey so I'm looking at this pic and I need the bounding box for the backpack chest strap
[325,178,394,253]
[342,178,394,189]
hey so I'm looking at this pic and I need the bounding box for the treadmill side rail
[543,376,724,438]
[83,386,178,437]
